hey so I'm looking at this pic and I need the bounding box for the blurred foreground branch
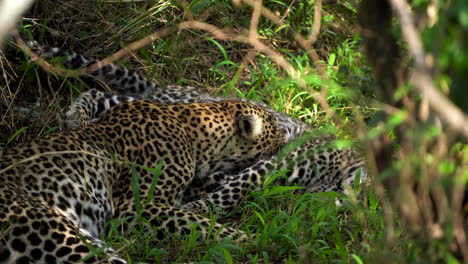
[389,0,468,138]
[359,0,468,261]
[0,0,34,47]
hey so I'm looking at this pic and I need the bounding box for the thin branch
[389,0,468,138]
[18,11,339,129]
[241,0,326,74]
[305,0,322,47]
[84,25,176,75]
[179,20,300,80]
[179,20,346,128]
[0,150,115,175]
[248,0,262,39]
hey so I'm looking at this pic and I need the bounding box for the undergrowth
[0,1,392,263]
[1,0,465,263]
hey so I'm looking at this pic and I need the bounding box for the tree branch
[389,0,468,138]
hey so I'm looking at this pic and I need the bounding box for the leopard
[63,89,369,212]
[0,99,286,263]
[24,39,311,142]
[21,39,369,217]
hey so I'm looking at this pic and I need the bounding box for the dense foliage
[0,0,466,263]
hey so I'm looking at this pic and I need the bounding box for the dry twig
[240,0,325,74]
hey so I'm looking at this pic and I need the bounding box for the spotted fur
[181,134,368,214]
[23,39,369,222]
[0,100,285,263]
[26,40,311,141]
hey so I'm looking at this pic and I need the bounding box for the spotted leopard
[0,100,285,263]
[62,88,370,210]
[22,39,369,215]
[25,39,311,142]
[61,90,369,216]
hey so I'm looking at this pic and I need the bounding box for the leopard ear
[238,114,263,140]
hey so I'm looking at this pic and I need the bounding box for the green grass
[1,0,466,263]
[1,1,391,263]
[101,180,385,263]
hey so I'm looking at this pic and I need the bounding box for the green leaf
[7,126,28,145]
[328,53,336,66]
[263,186,302,197]
[144,159,164,208]
[205,37,228,61]
[263,170,285,187]
[459,9,468,28]
[131,166,142,217]
[223,248,233,264]
[388,110,408,127]
[45,126,60,134]
[352,254,364,264]
[253,211,265,227]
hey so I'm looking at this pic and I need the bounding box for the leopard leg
[1,200,127,264]
[180,140,368,215]
[180,164,267,215]
[112,202,249,242]
[181,172,231,203]
[64,89,139,128]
